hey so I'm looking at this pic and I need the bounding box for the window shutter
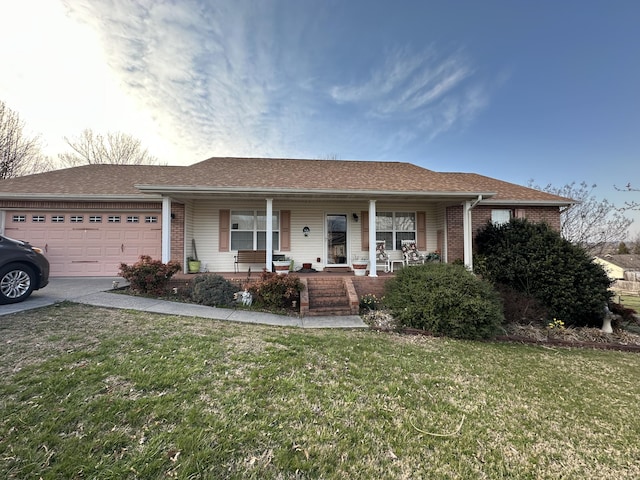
[361,211,369,250]
[280,210,291,251]
[417,211,426,251]
[219,209,230,252]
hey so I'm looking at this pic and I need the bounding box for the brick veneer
[446,204,562,262]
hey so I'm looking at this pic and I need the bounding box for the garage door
[3,211,162,276]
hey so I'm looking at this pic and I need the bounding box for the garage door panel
[3,211,162,276]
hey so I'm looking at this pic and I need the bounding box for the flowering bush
[119,255,181,296]
[360,293,384,312]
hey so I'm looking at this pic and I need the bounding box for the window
[491,209,513,226]
[127,216,139,223]
[32,215,45,223]
[12,215,26,222]
[108,216,121,223]
[230,210,280,250]
[375,211,416,250]
[70,215,84,223]
[52,215,65,223]
[89,216,102,223]
[145,216,158,223]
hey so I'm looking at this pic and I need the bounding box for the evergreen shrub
[384,263,504,340]
[191,274,237,307]
[249,270,304,310]
[474,218,612,327]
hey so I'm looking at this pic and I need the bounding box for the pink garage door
[3,211,162,276]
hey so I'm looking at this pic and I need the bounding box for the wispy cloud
[329,46,488,146]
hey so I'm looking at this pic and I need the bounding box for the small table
[389,258,404,272]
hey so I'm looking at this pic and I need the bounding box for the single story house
[594,254,640,282]
[0,157,572,277]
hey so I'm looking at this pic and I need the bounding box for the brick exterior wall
[446,204,562,262]
[170,203,185,263]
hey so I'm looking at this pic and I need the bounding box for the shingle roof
[0,157,573,204]
[598,254,640,271]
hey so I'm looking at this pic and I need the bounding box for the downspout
[161,196,171,263]
[463,195,482,271]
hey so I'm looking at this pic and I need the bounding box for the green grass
[2,303,640,479]
[619,294,640,313]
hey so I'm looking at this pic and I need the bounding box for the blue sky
[1,0,639,234]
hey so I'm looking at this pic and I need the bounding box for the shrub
[119,255,181,296]
[360,293,384,312]
[191,274,238,307]
[474,218,613,327]
[493,284,549,325]
[248,270,304,310]
[384,263,504,340]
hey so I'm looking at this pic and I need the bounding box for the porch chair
[375,241,390,273]
[401,240,425,266]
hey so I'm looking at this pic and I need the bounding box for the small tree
[617,242,630,254]
[529,181,632,255]
[119,255,181,295]
[475,218,612,327]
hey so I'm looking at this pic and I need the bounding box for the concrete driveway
[0,277,126,316]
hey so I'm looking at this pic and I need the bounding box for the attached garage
[2,210,162,276]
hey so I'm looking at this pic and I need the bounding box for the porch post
[161,196,171,263]
[463,195,482,271]
[266,198,273,271]
[368,199,378,277]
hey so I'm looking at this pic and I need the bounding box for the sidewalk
[1,277,367,329]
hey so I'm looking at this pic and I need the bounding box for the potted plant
[273,257,292,275]
[352,257,369,276]
[188,239,201,273]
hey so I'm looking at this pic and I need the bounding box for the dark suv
[0,235,50,304]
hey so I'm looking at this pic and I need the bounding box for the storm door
[326,214,348,265]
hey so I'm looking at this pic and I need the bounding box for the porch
[171,269,395,317]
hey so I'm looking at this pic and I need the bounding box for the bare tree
[0,100,47,179]
[59,129,159,166]
[529,180,633,255]
[615,182,640,211]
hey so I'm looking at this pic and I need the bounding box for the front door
[326,214,348,265]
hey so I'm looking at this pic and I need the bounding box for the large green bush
[191,274,238,307]
[474,218,612,327]
[384,263,504,340]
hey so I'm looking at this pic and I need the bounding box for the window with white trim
[89,215,102,223]
[491,209,513,226]
[376,211,416,250]
[145,216,158,223]
[52,215,65,223]
[70,215,83,223]
[127,216,139,223]
[108,216,121,223]
[32,215,45,222]
[12,215,26,222]
[230,210,280,250]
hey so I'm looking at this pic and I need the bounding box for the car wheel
[0,263,36,304]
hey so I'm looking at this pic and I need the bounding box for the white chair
[375,241,390,272]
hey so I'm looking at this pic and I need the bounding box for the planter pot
[188,260,201,273]
[352,262,368,276]
[273,260,291,275]
[601,316,613,333]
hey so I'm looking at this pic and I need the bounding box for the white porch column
[463,195,482,271]
[266,198,273,271]
[368,199,378,277]
[161,196,171,263]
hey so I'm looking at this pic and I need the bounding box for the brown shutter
[361,211,369,250]
[417,211,426,251]
[219,209,230,252]
[280,210,291,251]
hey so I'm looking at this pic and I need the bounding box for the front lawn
[2,303,640,479]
